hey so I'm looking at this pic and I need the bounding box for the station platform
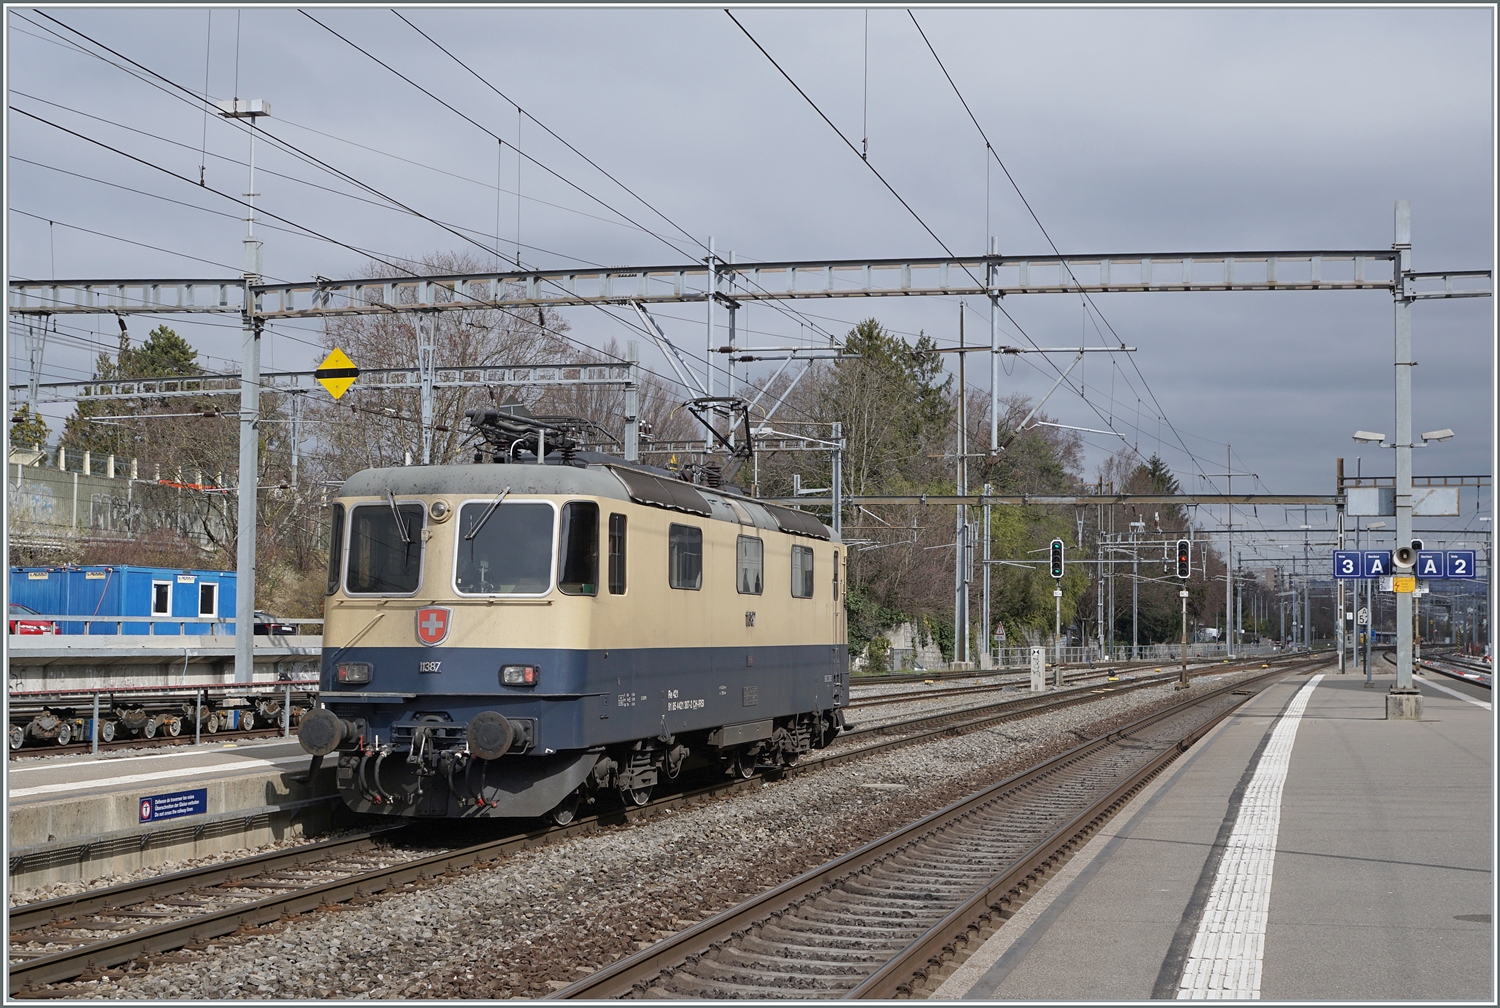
[7,738,335,891]
[935,665,1493,1002]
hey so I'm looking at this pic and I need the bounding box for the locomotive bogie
[308,462,847,819]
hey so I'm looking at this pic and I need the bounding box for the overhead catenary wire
[906,9,1221,493]
[726,9,1142,458]
[300,9,698,266]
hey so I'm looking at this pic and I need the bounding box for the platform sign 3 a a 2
[1337,549,1477,580]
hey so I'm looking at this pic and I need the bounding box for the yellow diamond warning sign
[316,348,359,400]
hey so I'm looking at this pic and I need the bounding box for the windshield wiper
[464,486,511,541]
[386,489,411,544]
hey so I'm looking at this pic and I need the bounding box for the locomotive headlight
[429,499,452,522]
[500,664,539,686]
[335,662,372,684]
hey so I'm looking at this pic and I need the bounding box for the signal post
[1177,539,1191,688]
[1051,539,1064,687]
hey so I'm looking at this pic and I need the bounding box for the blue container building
[9,566,238,635]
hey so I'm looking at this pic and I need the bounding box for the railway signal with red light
[1050,539,1064,579]
[1176,539,1191,579]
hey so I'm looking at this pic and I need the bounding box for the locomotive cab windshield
[455,500,554,595]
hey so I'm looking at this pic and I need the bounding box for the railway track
[848,657,1170,690]
[846,666,1165,711]
[5,652,1300,996]
[8,724,295,761]
[551,656,1328,1000]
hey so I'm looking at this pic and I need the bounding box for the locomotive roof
[340,463,834,541]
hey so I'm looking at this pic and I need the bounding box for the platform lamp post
[218,97,271,685]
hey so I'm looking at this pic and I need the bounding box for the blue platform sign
[1332,551,1361,578]
[1415,551,1445,578]
[1446,551,1476,579]
[139,787,207,823]
[1362,551,1392,578]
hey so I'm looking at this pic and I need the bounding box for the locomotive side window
[346,502,424,595]
[668,524,702,590]
[833,550,840,601]
[791,545,814,598]
[326,503,345,595]
[737,536,764,595]
[558,501,599,595]
[455,501,554,595]
[608,513,627,594]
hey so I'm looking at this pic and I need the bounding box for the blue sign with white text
[1362,551,1392,578]
[1332,551,1361,579]
[1415,551,1446,579]
[139,788,207,823]
[1446,551,1476,579]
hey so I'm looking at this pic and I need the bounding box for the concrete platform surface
[7,737,310,806]
[936,667,1493,1002]
[7,739,335,888]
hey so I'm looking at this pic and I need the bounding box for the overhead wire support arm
[631,301,707,397]
[999,350,1088,451]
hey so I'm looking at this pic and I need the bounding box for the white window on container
[198,582,218,618]
[791,545,814,599]
[151,581,172,615]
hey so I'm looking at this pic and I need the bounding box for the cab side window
[558,501,599,595]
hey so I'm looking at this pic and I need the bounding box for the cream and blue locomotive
[297,410,847,824]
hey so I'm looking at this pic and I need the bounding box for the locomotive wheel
[548,788,583,826]
[9,725,24,750]
[206,714,220,734]
[731,750,756,779]
[620,784,653,807]
[143,719,158,739]
[100,721,116,743]
[55,723,72,746]
[165,718,182,737]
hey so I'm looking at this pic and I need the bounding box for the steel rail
[846,666,1170,710]
[548,657,1326,999]
[7,828,404,934]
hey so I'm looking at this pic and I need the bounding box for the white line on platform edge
[1176,673,1324,1000]
[8,755,310,798]
[1418,677,1492,710]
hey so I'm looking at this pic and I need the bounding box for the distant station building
[9,565,237,635]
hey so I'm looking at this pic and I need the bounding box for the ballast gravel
[46,666,1278,1000]
[7,828,380,907]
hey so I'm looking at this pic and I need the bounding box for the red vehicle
[8,603,57,635]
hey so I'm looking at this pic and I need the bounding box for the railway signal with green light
[1050,539,1064,579]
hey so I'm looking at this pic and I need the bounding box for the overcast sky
[6,5,1494,560]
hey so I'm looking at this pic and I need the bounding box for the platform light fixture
[1420,428,1456,443]
[1352,431,1387,444]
